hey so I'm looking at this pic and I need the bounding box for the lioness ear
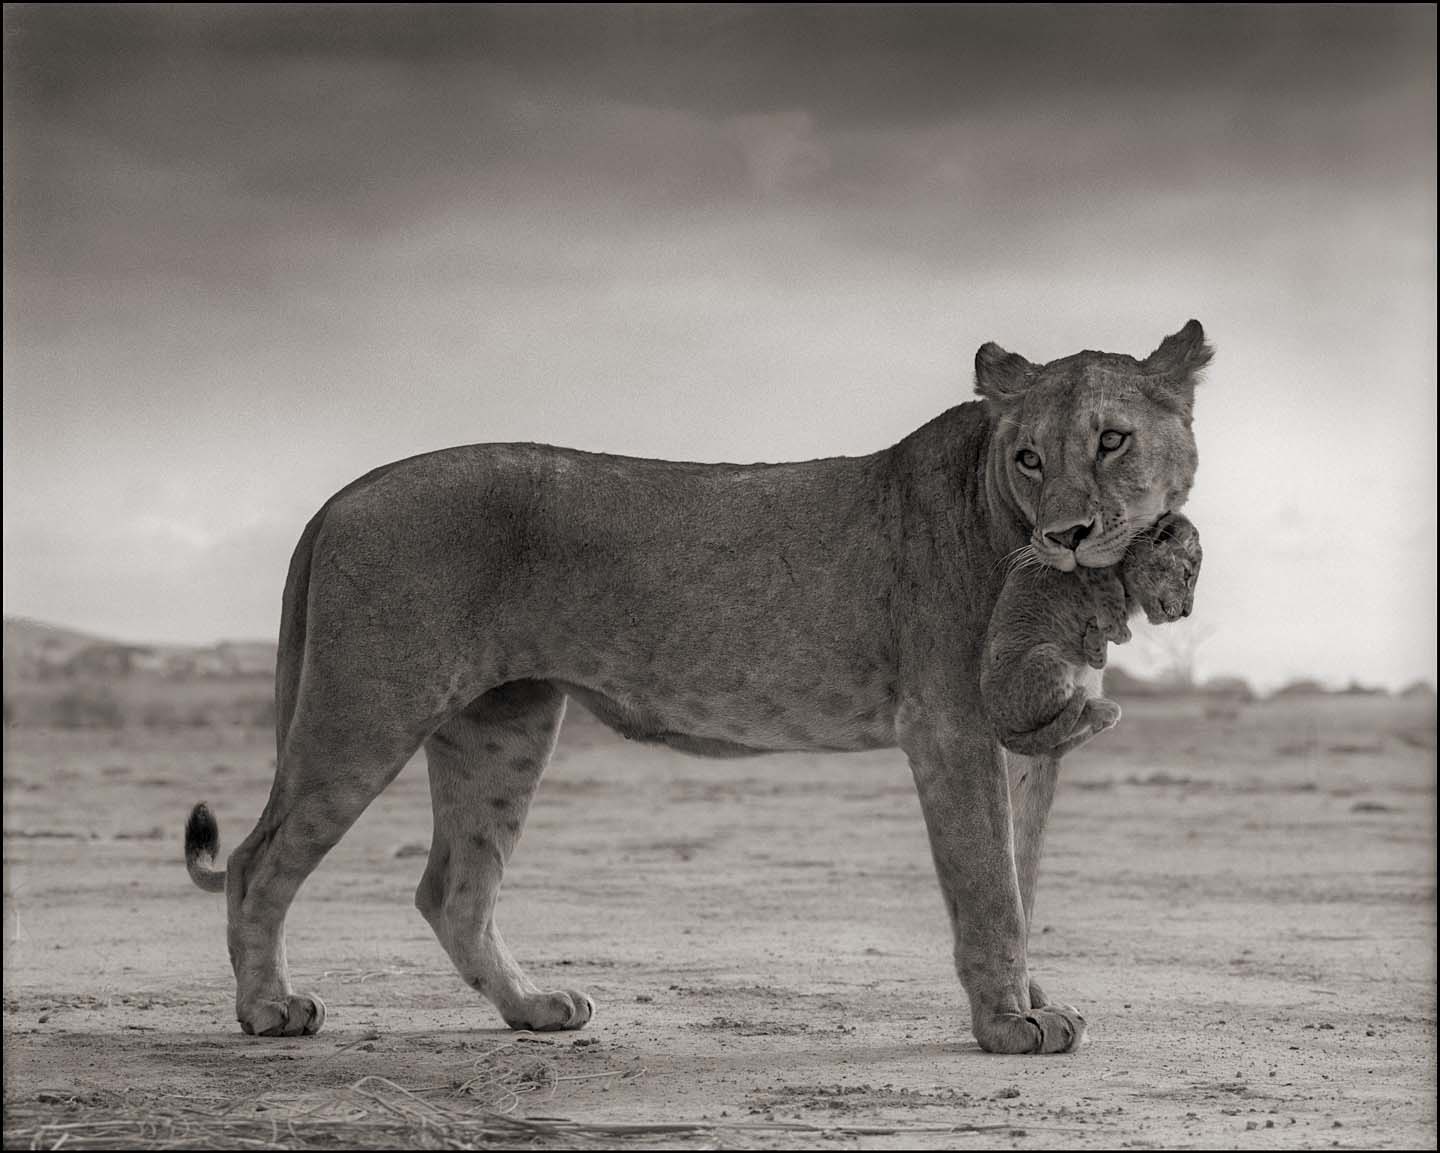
[1141,320,1213,415]
[1143,320,1213,381]
[974,342,1037,404]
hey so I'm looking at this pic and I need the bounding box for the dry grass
[3,1044,1033,1150]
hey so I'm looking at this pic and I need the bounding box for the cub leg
[227,707,421,1037]
[986,642,1088,755]
[415,679,594,1032]
[1077,566,1131,648]
[900,710,1085,1054]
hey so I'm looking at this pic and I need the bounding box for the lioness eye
[1098,430,1127,453]
[1016,449,1042,471]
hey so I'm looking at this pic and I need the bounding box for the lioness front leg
[900,708,1085,1054]
[416,680,594,1032]
[1007,750,1061,1011]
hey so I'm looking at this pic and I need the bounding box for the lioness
[983,512,1203,756]
[185,320,1211,1053]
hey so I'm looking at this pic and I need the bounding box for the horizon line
[4,613,1433,697]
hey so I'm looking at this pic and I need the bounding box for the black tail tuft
[184,802,226,892]
[186,802,219,858]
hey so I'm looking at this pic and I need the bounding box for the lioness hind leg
[227,713,420,1037]
[416,679,594,1032]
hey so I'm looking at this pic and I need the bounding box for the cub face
[1124,512,1204,624]
[976,320,1212,572]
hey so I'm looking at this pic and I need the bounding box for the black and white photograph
[3,4,1435,1148]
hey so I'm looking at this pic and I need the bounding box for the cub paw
[238,992,326,1037]
[1079,567,1131,645]
[503,989,595,1032]
[1082,619,1108,670]
[1086,697,1122,734]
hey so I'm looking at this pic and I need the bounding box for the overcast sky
[4,4,1436,691]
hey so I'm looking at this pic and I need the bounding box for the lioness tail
[185,802,226,892]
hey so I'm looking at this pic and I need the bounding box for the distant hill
[0,618,623,734]
[3,616,276,683]
[1104,664,1257,702]
[1101,665,1171,698]
[2,617,107,676]
[1270,677,1333,699]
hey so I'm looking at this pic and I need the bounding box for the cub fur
[981,513,1203,756]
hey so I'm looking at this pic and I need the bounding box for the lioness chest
[316,443,906,755]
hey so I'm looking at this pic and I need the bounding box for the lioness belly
[555,673,898,756]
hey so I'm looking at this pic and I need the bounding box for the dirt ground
[3,693,1436,1149]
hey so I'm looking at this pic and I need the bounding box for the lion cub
[981,513,1202,757]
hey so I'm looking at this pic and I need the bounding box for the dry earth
[3,694,1436,1148]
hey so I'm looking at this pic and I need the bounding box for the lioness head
[975,320,1211,572]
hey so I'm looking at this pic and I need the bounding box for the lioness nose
[1044,519,1094,553]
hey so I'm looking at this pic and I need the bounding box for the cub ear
[974,342,1037,404]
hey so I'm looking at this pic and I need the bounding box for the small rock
[391,842,428,859]
[994,1086,1021,1099]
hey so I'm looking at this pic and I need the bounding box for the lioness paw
[503,989,595,1032]
[974,1003,1086,1054]
[1024,1003,1087,1053]
[238,992,326,1037]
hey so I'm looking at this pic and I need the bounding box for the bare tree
[1127,618,1217,689]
